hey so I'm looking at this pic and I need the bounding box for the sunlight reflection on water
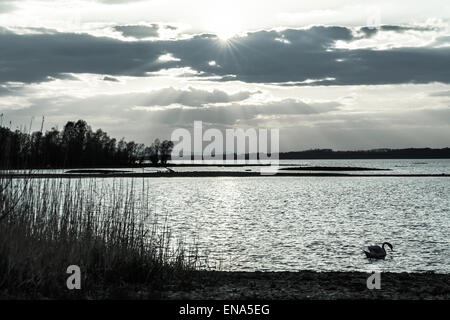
[18,160,450,273]
[107,175,450,273]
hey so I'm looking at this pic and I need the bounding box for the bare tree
[160,140,174,165]
[148,139,161,165]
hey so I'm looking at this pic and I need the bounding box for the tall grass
[0,174,198,299]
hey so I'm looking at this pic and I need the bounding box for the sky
[0,0,450,151]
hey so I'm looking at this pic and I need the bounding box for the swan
[363,242,393,259]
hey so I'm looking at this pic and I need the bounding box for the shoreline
[157,270,450,300]
[1,172,449,179]
[1,270,449,299]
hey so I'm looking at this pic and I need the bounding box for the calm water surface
[129,174,450,273]
[14,160,450,273]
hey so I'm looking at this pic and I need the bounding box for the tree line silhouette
[2,118,449,169]
[0,119,173,169]
[279,148,450,159]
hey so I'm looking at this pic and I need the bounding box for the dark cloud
[113,24,159,39]
[19,27,59,34]
[165,25,178,31]
[51,73,80,81]
[136,87,254,107]
[51,87,255,109]
[380,25,437,32]
[360,25,437,38]
[0,28,169,84]
[1,25,450,86]
[360,27,379,38]
[164,27,450,85]
[103,76,120,82]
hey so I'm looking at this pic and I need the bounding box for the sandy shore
[158,271,450,300]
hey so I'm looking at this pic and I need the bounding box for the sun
[216,27,239,41]
[211,17,242,40]
[205,5,244,41]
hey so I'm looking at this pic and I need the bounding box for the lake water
[10,159,450,273]
[142,175,450,273]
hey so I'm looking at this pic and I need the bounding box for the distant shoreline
[2,157,450,171]
[2,172,449,179]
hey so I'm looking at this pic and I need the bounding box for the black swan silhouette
[364,242,394,259]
